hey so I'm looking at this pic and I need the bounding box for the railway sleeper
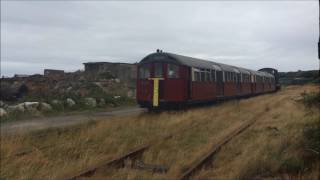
[131,159,169,173]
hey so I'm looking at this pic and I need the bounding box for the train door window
[226,72,229,82]
[139,64,150,79]
[225,72,227,82]
[206,69,211,82]
[154,63,163,78]
[167,64,179,78]
[211,70,216,82]
[200,69,205,82]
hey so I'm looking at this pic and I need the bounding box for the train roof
[140,52,274,77]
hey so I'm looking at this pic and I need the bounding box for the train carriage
[137,51,278,109]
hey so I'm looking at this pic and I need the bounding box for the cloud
[1,1,318,76]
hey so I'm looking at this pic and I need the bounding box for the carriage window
[139,64,150,79]
[154,63,163,78]
[167,64,179,78]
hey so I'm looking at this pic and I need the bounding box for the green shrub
[302,118,320,156]
[301,92,320,107]
[280,157,305,174]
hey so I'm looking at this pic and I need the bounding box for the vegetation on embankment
[0,83,136,123]
[0,85,319,180]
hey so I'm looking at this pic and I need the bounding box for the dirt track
[0,107,145,135]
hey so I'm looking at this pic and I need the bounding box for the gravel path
[0,107,145,135]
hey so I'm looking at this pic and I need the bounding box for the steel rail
[177,112,263,180]
[65,120,209,180]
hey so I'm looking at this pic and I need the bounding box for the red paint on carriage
[137,52,278,109]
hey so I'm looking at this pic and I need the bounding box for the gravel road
[1,107,145,135]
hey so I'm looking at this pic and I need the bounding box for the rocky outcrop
[66,98,76,107]
[24,102,40,112]
[7,103,25,113]
[0,108,7,118]
[39,102,52,112]
[98,98,106,107]
[84,98,96,107]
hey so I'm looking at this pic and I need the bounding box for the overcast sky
[1,1,319,76]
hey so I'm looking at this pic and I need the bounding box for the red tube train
[136,51,280,109]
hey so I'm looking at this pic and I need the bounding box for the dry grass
[1,85,319,180]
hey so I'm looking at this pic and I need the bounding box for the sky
[1,1,319,77]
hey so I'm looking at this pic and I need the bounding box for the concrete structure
[83,62,137,87]
[44,69,64,78]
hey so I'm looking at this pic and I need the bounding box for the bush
[302,118,320,156]
[280,157,305,174]
[301,92,320,107]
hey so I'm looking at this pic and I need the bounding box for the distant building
[83,62,137,87]
[44,69,64,78]
[14,74,30,78]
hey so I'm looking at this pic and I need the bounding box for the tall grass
[1,85,319,179]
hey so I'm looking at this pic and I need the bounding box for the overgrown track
[65,121,209,180]
[177,112,263,180]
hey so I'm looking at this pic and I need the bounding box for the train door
[188,67,192,100]
[154,63,164,100]
[216,70,224,97]
[251,74,256,94]
[236,73,241,95]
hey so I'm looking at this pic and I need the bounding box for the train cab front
[136,53,187,110]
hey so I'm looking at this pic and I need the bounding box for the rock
[113,96,121,99]
[0,108,7,118]
[98,98,106,107]
[0,101,8,109]
[84,97,96,107]
[50,99,64,110]
[127,90,135,98]
[66,86,72,92]
[66,98,76,107]
[23,102,39,113]
[51,99,62,105]
[24,102,39,110]
[38,102,52,112]
[7,103,25,113]
[0,101,5,107]
[114,78,120,83]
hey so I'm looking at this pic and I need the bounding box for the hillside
[279,70,319,85]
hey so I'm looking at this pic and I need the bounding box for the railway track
[65,111,263,180]
[177,112,264,180]
[65,121,209,180]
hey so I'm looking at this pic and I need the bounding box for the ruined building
[83,62,137,87]
[44,69,65,79]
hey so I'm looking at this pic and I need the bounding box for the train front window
[167,64,179,78]
[139,64,150,79]
[154,63,163,78]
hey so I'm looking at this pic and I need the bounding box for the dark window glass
[154,63,163,78]
[200,71,205,82]
[211,70,216,82]
[206,69,211,81]
[195,72,200,81]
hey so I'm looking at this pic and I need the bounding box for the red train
[136,51,280,109]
